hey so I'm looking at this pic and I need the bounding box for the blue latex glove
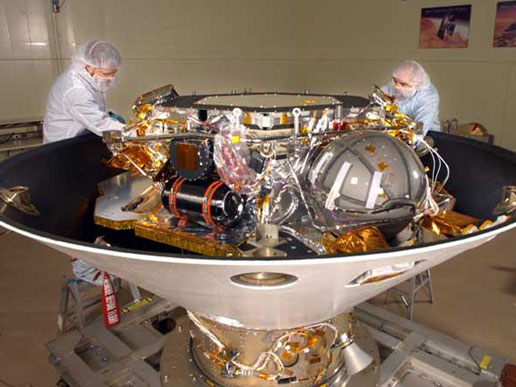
[109,111,126,124]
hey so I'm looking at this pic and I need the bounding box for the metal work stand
[57,277,141,334]
[385,269,434,320]
[47,299,509,387]
[58,279,100,334]
[355,303,508,387]
[49,295,176,386]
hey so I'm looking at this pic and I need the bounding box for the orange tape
[202,181,223,227]
[169,177,186,219]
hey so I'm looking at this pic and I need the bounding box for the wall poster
[419,5,472,49]
[494,1,516,47]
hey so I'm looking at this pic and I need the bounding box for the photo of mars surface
[494,1,516,47]
[419,6,471,49]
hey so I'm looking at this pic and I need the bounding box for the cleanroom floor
[0,228,514,386]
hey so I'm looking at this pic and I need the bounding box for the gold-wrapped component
[135,223,242,257]
[320,232,337,253]
[460,224,479,235]
[104,143,169,174]
[322,226,389,254]
[94,215,137,230]
[367,86,420,145]
[134,210,243,257]
[479,220,493,230]
[384,128,416,146]
[134,103,154,120]
[422,210,480,237]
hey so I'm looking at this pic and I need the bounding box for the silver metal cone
[343,341,374,376]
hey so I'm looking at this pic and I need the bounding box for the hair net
[72,40,121,70]
[392,60,431,90]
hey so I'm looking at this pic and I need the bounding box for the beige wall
[0,0,56,121]
[1,0,516,149]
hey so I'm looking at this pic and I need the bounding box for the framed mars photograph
[494,1,516,47]
[419,5,472,49]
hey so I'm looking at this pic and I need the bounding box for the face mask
[394,85,416,100]
[93,74,116,92]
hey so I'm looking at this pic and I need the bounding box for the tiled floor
[0,228,514,386]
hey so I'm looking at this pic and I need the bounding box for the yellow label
[121,296,155,314]
[231,135,240,144]
[479,354,492,370]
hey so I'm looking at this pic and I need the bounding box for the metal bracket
[0,186,39,216]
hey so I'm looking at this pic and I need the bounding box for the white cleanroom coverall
[382,81,441,135]
[43,66,124,143]
[43,40,124,286]
[381,60,441,135]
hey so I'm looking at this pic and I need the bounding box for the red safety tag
[101,272,120,328]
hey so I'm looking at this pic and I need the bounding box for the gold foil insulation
[422,210,480,237]
[105,100,184,175]
[135,210,243,257]
[93,215,137,231]
[322,226,390,254]
[104,143,169,174]
[188,311,363,385]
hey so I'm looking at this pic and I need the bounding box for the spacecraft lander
[0,85,514,386]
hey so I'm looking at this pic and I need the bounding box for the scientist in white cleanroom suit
[382,60,441,135]
[43,40,125,285]
[43,40,125,144]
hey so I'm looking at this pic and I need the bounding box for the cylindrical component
[187,310,379,386]
[161,177,243,228]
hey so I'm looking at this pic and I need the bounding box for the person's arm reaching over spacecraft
[411,87,440,135]
[62,87,125,136]
[43,40,126,143]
